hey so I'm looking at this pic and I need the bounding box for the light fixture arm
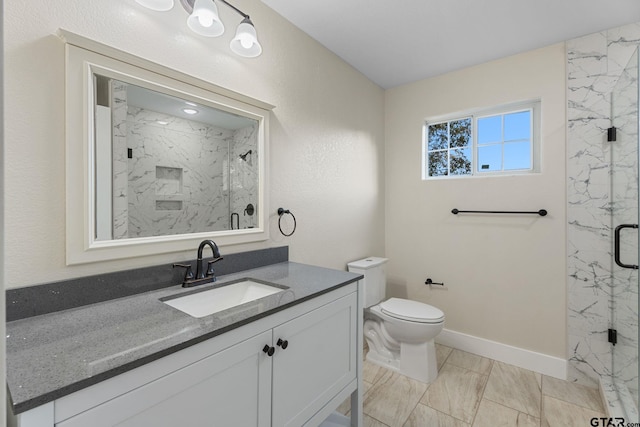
[218,0,249,20]
[169,0,262,57]
[179,0,249,20]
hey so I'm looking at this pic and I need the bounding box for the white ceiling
[127,83,254,130]
[261,0,640,88]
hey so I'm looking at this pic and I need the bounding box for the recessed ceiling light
[182,108,198,115]
[156,120,169,125]
[185,101,197,107]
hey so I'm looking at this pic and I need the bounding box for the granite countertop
[6,262,362,415]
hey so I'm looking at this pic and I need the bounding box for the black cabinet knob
[276,338,289,350]
[262,345,275,356]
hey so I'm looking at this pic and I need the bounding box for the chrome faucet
[173,239,224,288]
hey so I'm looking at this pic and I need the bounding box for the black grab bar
[614,224,639,270]
[451,209,548,216]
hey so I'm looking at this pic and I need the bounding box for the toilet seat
[379,298,444,323]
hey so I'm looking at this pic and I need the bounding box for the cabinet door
[57,330,272,427]
[271,293,357,427]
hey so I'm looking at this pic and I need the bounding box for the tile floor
[339,344,607,427]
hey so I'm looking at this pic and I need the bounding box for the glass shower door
[611,47,639,415]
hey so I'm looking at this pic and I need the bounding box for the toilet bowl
[364,298,444,383]
[347,257,445,384]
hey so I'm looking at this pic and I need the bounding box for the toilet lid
[380,298,444,323]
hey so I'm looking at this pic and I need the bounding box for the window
[423,101,540,179]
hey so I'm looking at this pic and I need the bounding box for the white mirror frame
[62,30,272,265]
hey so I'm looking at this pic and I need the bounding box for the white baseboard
[436,328,567,380]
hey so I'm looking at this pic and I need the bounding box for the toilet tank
[347,257,388,308]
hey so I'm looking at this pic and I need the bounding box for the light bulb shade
[230,18,262,58]
[135,0,175,11]
[187,0,224,37]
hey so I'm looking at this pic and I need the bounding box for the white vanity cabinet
[10,284,361,427]
[56,330,273,427]
[272,291,357,427]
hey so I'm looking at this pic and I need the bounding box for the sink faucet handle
[206,257,223,277]
[173,263,195,282]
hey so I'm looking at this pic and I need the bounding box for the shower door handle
[614,224,639,269]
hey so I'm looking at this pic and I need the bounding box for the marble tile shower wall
[125,106,231,237]
[611,48,639,403]
[108,83,259,238]
[112,80,129,239]
[230,123,259,229]
[567,22,640,389]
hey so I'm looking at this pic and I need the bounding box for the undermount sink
[162,278,287,318]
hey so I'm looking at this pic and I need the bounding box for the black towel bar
[451,209,547,216]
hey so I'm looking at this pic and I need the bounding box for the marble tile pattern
[566,22,640,407]
[421,363,487,423]
[125,106,231,237]
[230,122,259,229]
[611,47,639,408]
[364,370,428,425]
[108,89,259,239]
[342,345,607,426]
[483,361,541,417]
[111,80,129,239]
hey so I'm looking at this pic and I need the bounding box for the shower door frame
[611,47,640,419]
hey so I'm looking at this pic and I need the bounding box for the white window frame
[422,100,541,179]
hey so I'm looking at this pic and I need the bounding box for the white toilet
[348,257,445,383]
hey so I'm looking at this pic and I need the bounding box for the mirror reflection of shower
[93,76,260,240]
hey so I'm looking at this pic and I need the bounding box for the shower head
[239,150,253,162]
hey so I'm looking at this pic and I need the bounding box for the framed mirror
[63,31,272,264]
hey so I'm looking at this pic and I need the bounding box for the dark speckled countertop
[6,262,362,415]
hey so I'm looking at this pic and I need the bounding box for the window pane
[424,101,538,180]
[477,144,502,172]
[428,151,448,176]
[504,141,531,170]
[428,123,448,151]
[504,111,530,141]
[477,116,501,145]
[450,118,471,148]
[450,148,471,175]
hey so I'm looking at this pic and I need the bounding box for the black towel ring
[277,208,297,237]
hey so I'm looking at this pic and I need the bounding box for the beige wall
[384,44,567,357]
[4,0,385,288]
[4,0,568,360]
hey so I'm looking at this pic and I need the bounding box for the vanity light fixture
[134,0,262,58]
[135,0,174,11]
